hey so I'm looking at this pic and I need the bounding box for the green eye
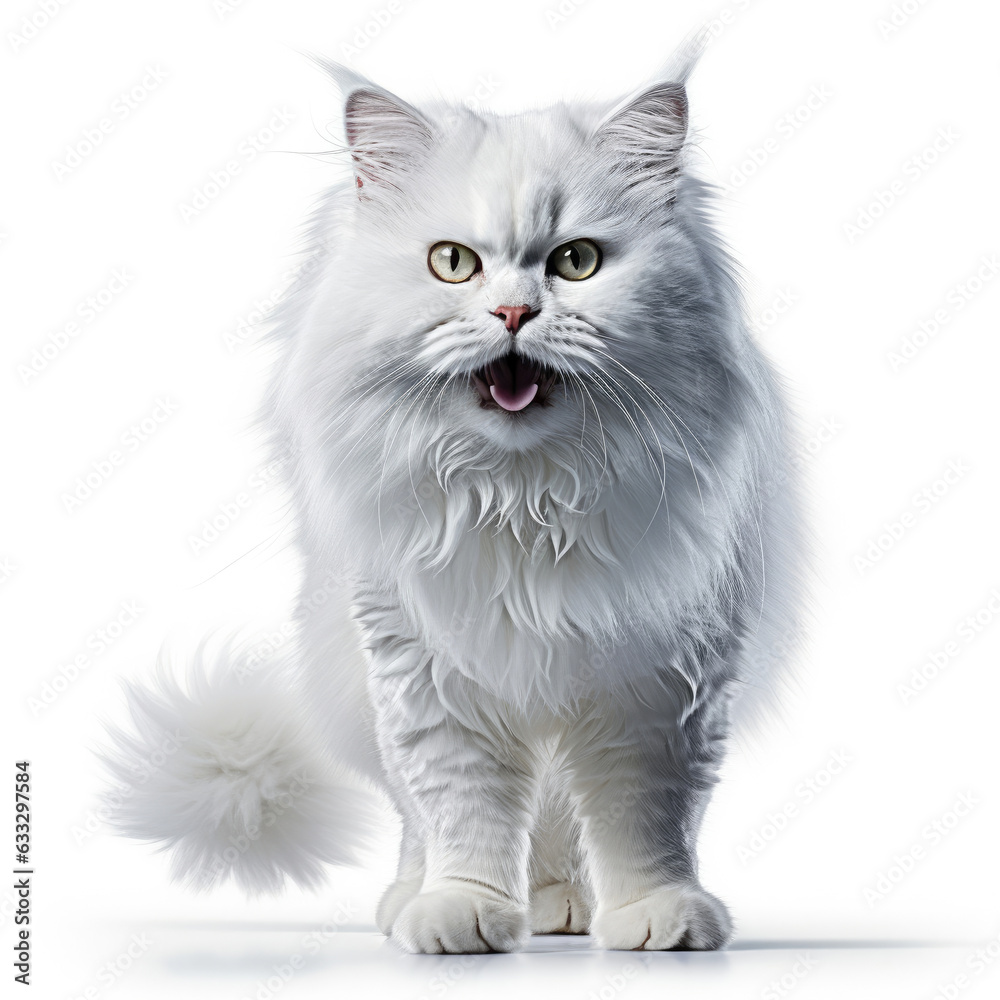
[548,238,601,281]
[428,241,481,283]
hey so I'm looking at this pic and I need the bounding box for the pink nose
[492,304,535,334]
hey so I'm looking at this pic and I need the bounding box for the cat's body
[106,57,803,954]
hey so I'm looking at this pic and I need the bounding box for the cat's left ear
[593,82,688,193]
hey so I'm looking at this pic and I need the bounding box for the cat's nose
[492,304,537,334]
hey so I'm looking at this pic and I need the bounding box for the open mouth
[471,352,558,412]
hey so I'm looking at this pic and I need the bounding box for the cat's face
[320,77,722,462]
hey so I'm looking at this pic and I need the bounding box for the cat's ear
[343,87,433,191]
[311,58,432,194]
[593,82,688,194]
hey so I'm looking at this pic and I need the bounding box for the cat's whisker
[587,370,666,494]
[351,356,421,393]
[595,362,721,548]
[318,358,422,436]
[376,370,442,545]
[405,400,435,537]
[585,369,670,551]
[569,373,610,486]
[319,360,428,482]
[589,366,670,486]
[407,371,463,537]
[597,356,757,580]
[591,349,738,524]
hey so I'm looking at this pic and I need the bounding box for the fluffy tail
[99,638,379,895]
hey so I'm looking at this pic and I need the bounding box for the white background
[3,0,1000,997]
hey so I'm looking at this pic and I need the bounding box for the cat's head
[291,64,742,495]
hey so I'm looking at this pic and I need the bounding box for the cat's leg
[361,611,535,954]
[374,813,425,935]
[566,685,734,951]
[382,710,534,953]
[528,777,592,934]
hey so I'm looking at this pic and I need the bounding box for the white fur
[104,54,804,953]
[101,641,378,895]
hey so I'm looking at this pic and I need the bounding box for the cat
[103,49,804,954]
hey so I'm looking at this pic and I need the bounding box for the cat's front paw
[391,883,528,954]
[530,881,592,934]
[593,885,732,951]
[375,877,422,935]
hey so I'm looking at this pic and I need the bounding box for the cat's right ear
[311,58,432,197]
[344,88,433,193]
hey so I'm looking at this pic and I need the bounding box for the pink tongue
[490,359,538,412]
[491,380,538,411]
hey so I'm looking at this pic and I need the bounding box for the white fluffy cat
[104,51,803,954]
